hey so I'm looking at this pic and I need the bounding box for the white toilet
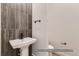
[48,44,69,56]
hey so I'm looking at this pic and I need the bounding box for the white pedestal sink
[9,37,37,56]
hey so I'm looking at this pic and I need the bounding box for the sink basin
[9,37,37,56]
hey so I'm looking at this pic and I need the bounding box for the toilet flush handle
[61,42,67,45]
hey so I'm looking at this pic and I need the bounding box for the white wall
[47,4,79,55]
[0,4,1,56]
[32,3,48,56]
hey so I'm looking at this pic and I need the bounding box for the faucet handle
[19,33,24,39]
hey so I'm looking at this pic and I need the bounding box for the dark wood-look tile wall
[1,3,32,56]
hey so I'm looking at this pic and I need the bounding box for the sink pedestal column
[20,46,29,56]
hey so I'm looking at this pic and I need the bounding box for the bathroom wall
[32,3,48,56]
[1,3,32,56]
[47,4,79,55]
[0,3,1,56]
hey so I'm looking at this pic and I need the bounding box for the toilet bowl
[48,44,69,56]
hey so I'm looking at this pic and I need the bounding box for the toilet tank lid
[48,44,54,49]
